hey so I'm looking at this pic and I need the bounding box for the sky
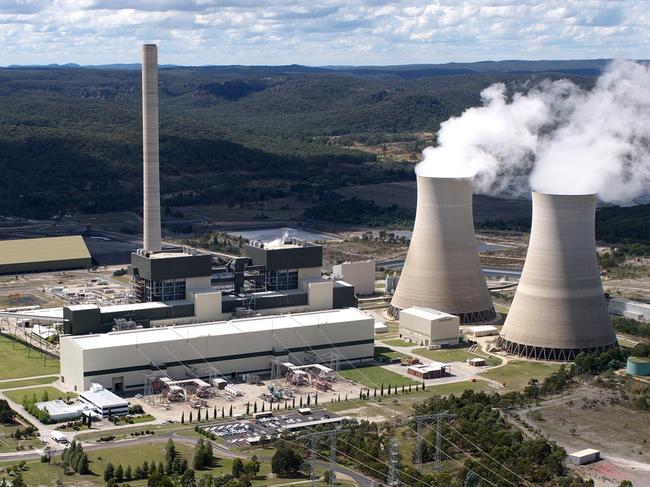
[1,0,649,66]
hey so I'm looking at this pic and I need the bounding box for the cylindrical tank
[627,357,650,376]
[142,44,162,252]
[498,192,617,360]
[390,176,495,324]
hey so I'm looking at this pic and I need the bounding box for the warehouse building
[609,298,650,322]
[0,236,92,275]
[465,325,499,337]
[332,260,375,296]
[60,307,374,392]
[399,307,459,347]
[568,449,600,465]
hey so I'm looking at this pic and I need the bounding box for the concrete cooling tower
[389,176,496,324]
[497,192,617,361]
[142,44,162,252]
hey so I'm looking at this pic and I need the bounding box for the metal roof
[401,306,457,321]
[65,307,371,350]
[0,236,91,265]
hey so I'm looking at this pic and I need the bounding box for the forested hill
[0,63,597,219]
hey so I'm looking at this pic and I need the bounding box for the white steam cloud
[416,60,650,203]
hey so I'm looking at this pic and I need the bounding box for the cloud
[0,1,647,65]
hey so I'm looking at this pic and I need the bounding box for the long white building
[60,308,374,393]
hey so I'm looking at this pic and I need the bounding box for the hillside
[0,63,596,221]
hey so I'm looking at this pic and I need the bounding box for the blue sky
[0,1,648,66]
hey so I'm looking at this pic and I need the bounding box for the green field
[3,385,76,405]
[381,338,416,348]
[374,346,408,363]
[0,376,58,390]
[427,380,492,396]
[480,360,561,390]
[413,347,502,366]
[339,364,419,388]
[0,334,59,380]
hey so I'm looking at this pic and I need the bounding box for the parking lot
[199,409,344,446]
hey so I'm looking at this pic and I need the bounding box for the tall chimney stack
[141,44,162,252]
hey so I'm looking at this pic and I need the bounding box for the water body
[383,231,509,252]
[227,226,336,243]
[377,259,522,278]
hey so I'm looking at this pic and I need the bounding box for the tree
[193,438,213,470]
[243,458,260,478]
[104,462,115,482]
[232,458,244,478]
[618,482,634,487]
[181,412,185,424]
[271,441,303,477]
[125,465,132,481]
[229,405,233,417]
[165,438,177,468]
[115,464,124,482]
[41,390,49,402]
[180,468,195,487]
[77,454,89,475]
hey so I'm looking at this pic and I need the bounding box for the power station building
[497,192,617,360]
[60,307,374,392]
[332,260,376,296]
[398,306,459,347]
[390,176,495,324]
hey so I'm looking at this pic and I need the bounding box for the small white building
[466,325,499,337]
[609,298,650,322]
[79,385,129,418]
[399,307,459,347]
[332,260,375,295]
[36,400,90,422]
[568,449,600,465]
[374,322,388,334]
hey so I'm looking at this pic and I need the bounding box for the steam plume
[416,60,650,203]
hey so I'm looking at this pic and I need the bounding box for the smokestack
[390,176,495,324]
[141,43,162,252]
[498,192,617,360]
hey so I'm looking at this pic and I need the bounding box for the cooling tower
[390,176,496,324]
[498,192,617,361]
[142,44,162,252]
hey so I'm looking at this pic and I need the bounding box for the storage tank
[627,357,650,376]
[389,176,495,324]
[497,192,617,360]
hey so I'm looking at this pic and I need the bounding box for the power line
[412,411,455,472]
[299,427,347,487]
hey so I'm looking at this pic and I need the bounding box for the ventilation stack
[141,43,162,252]
[497,192,617,360]
[390,176,495,324]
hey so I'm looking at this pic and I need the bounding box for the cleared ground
[0,335,59,380]
[0,423,42,453]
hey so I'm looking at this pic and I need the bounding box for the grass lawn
[413,347,502,366]
[0,376,58,389]
[0,423,42,453]
[374,346,408,363]
[480,360,561,390]
[0,334,59,380]
[339,363,419,388]
[381,338,416,348]
[4,385,76,405]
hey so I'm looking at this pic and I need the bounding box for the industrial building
[497,193,617,361]
[332,260,375,295]
[465,325,499,337]
[390,176,496,324]
[609,298,650,322]
[60,238,356,335]
[60,307,374,392]
[406,362,451,379]
[79,385,129,417]
[0,236,92,275]
[398,306,459,347]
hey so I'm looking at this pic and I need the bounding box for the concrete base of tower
[494,336,618,362]
[388,305,497,325]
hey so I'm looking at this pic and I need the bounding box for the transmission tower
[300,428,347,487]
[412,411,456,471]
[387,437,401,487]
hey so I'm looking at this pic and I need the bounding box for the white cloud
[0,0,647,65]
